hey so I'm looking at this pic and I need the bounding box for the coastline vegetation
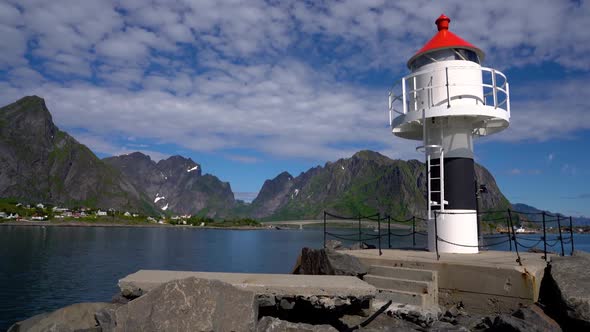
[0,198,261,228]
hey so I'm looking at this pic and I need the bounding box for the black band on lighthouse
[430,157,476,210]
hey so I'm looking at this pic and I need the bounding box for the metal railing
[388,65,510,125]
[323,209,576,264]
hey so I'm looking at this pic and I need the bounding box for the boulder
[8,302,112,332]
[338,312,423,331]
[427,320,469,331]
[350,242,376,250]
[488,304,561,332]
[325,239,344,250]
[296,247,367,277]
[539,250,590,330]
[491,314,543,332]
[512,305,561,331]
[109,277,258,332]
[256,316,337,332]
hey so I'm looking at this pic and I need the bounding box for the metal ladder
[427,147,447,219]
[419,110,447,220]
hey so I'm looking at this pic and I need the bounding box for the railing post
[434,211,440,260]
[557,215,565,256]
[323,211,326,249]
[506,215,512,251]
[412,216,416,247]
[388,216,391,249]
[358,215,362,245]
[506,82,511,117]
[445,67,450,108]
[491,69,498,108]
[378,214,382,256]
[569,216,575,255]
[542,212,548,262]
[413,76,418,111]
[402,77,407,114]
[508,210,522,266]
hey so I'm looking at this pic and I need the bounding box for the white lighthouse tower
[388,15,510,254]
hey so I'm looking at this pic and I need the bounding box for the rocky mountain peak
[0,96,154,212]
[125,151,153,162]
[157,155,201,177]
[0,96,57,147]
[350,150,391,165]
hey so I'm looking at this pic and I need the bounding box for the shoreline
[0,220,267,231]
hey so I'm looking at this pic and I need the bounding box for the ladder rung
[431,190,441,193]
[430,177,440,180]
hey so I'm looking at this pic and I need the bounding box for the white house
[96,210,107,216]
[123,211,131,217]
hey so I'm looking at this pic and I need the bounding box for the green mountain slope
[0,96,155,213]
[248,150,510,220]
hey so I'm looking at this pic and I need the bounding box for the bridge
[261,219,411,230]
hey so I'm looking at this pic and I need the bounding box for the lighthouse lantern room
[388,15,510,254]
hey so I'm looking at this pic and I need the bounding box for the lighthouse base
[428,210,479,254]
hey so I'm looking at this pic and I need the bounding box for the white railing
[388,66,510,125]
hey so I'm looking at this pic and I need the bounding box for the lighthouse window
[455,49,480,64]
[409,49,455,70]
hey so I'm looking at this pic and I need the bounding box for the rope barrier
[436,236,480,248]
[388,232,415,237]
[514,239,543,249]
[323,209,575,257]
[481,239,512,247]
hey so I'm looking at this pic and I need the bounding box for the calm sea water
[1,225,589,330]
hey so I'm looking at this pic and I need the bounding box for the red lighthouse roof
[407,14,484,68]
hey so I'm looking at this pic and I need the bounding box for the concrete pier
[119,270,376,299]
[344,249,548,313]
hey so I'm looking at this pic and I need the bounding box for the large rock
[490,304,562,332]
[296,248,367,276]
[539,250,590,330]
[109,277,258,332]
[8,302,112,332]
[256,316,337,332]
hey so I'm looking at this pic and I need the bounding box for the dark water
[0,226,589,330]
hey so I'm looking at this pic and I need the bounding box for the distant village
[0,199,260,227]
[0,201,202,225]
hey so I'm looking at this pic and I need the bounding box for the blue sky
[0,1,589,216]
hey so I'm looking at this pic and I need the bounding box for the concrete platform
[119,270,376,298]
[344,249,549,313]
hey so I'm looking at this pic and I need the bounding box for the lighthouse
[388,15,510,253]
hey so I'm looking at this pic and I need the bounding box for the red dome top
[407,14,484,68]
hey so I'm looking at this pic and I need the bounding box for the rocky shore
[8,248,590,331]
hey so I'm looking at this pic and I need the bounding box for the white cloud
[487,79,590,142]
[0,0,589,163]
[509,168,522,175]
[72,132,169,162]
[224,155,260,164]
[561,164,578,176]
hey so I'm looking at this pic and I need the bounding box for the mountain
[103,153,235,217]
[0,96,155,212]
[248,150,510,220]
[512,203,590,226]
